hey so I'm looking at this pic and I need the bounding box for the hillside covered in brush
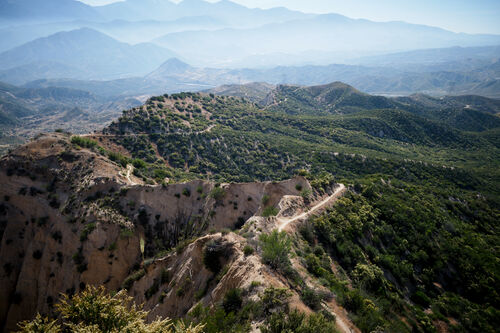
[0,82,499,333]
[103,83,500,189]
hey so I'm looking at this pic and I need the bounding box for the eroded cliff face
[0,133,318,332]
[0,133,140,332]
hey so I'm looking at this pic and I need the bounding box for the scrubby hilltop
[1,83,499,332]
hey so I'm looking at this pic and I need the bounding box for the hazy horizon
[79,0,500,35]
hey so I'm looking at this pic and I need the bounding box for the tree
[16,286,204,333]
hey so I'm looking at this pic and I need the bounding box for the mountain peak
[158,58,192,72]
[145,58,193,79]
[34,28,119,46]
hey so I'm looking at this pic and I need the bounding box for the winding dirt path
[124,164,137,185]
[277,184,358,333]
[277,184,346,232]
[328,299,362,333]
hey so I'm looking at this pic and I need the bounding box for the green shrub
[71,136,97,149]
[261,309,338,333]
[17,286,204,333]
[120,228,134,238]
[299,223,315,244]
[122,269,145,291]
[250,281,261,290]
[262,206,279,217]
[260,287,291,314]
[209,187,226,201]
[108,242,117,251]
[259,231,291,271]
[153,168,170,180]
[310,173,335,192]
[351,263,386,293]
[300,286,322,310]
[341,289,365,313]
[80,223,96,242]
[411,290,431,308]
[108,151,129,167]
[300,189,312,200]
[160,269,170,285]
[72,248,87,273]
[313,246,325,257]
[243,245,254,256]
[194,288,207,301]
[296,169,309,177]
[16,314,60,333]
[176,277,192,297]
[132,158,147,169]
[215,265,229,283]
[261,194,270,205]
[175,238,195,254]
[222,288,243,314]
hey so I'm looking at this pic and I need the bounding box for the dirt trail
[124,164,137,185]
[277,184,346,232]
[276,184,358,333]
[327,299,362,333]
[197,124,216,134]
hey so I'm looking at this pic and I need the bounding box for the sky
[79,0,500,34]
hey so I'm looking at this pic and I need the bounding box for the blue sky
[79,0,500,34]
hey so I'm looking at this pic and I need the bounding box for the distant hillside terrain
[206,81,500,131]
[14,48,499,99]
[0,81,141,154]
[352,45,500,70]
[101,83,500,187]
[3,79,499,154]
[0,28,176,81]
[153,15,500,66]
[204,82,275,103]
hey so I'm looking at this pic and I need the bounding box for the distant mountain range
[94,0,309,26]
[351,45,500,75]
[16,45,500,99]
[0,0,498,99]
[153,14,500,66]
[1,0,499,68]
[0,28,176,82]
